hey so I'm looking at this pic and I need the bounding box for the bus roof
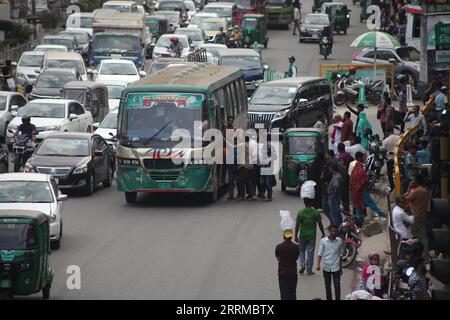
[127,64,243,91]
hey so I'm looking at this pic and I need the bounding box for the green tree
[0,20,32,46]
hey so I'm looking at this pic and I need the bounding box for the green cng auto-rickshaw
[312,0,331,13]
[280,128,327,192]
[321,2,351,35]
[0,210,54,300]
[145,15,170,40]
[242,14,269,48]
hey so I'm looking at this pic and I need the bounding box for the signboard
[435,50,450,64]
[426,0,450,13]
[127,93,204,109]
[435,22,450,50]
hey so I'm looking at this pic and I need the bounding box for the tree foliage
[0,20,32,46]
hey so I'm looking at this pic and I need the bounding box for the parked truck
[90,11,151,68]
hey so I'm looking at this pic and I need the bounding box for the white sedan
[93,59,146,83]
[6,99,93,147]
[0,173,68,249]
[96,80,128,111]
[93,110,118,150]
[188,12,219,28]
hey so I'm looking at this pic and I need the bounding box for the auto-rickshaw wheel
[42,284,51,300]
[264,39,268,48]
[125,192,137,203]
[0,289,11,300]
[281,182,286,192]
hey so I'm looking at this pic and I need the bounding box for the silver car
[0,91,28,143]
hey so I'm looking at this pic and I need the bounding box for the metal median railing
[264,68,285,82]
[393,98,434,196]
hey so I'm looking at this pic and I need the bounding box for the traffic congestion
[0,0,449,301]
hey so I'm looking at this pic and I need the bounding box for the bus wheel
[125,192,137,203]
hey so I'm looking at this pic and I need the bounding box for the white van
[66,12,94,37]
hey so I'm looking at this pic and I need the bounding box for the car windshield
[176,29,203,41]
[198,21,225,30]
[18,102,66,118]
[0,181,53,203]
[251,86,297,105]
[191,14,215,25]
[287,136,320,154]
[100,113,118,129]
[305,15,329,25]
[100,63,137,76]
[157,36,189,48]
[62,89,85,104]
[67,16,92,28]
[19,54,44,67]
[35,74,75,89]
[93,34,140,53]
[46,59,84,74]
[146,20,160,32]
[185,2,196,11]
[221,56,261,70]
[0,96,6,111]
[35,46,67,53]
[237,0,256,8]
[107,85,125,99]
[159,12,180,24]
[121,92,206,147]
[242,17,258,27]
[42,38,74,50]
[396,47,420,61]
[268,0,290,5]
[36,138,90,156]
[159,4,183,11]
[103,4,132,11]
[0,223,36,250]
[201,45,225,57]
[204,7,232,17]
[70,33,88,44]
[150,62,170,74]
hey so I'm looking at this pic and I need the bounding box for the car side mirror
[57,194,68,201]
[94,149,104,157]
[139,71,147,77]
[388,58,398,64]
[10,105,19,111]
[35,69,41,74]
[298,98,308,106]
[69,114,78,121]
[92,122,100,130]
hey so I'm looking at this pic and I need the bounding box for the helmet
[170,36,178,43]
[22,115,31,124]
[349,66,357,75]
[368,142,380,155]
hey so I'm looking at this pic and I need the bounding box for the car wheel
[84,171,95,196]
[125,192,137,203]
[86,126,92,133]
[281,181,286,192]
[103,167,113,188]
[51,238,60,250]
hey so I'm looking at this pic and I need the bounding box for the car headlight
[73,164,88,174]
[301,26,306,32]
[49,214,57,223]
[24,162,34,173]
[274,109,289,119]
[347,14,350,18]
[255,79,264,86]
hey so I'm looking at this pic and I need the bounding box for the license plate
[313,34,319,39]
[255,123,265,129]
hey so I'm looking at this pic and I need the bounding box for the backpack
[392,108,403,126]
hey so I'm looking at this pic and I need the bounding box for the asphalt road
[31,0,383,300]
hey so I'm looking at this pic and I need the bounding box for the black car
[247,77,333,131]
[25,132,115,196]
[29,68,82,100]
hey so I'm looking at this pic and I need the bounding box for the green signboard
[426,0,450,13]
[435,22,450,50]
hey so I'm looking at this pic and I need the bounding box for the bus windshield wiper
[141,120,174,145]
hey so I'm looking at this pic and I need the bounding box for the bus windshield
[121,93,206,147]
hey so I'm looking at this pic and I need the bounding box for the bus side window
[224,85,234,117]
[229,84,238,116]
[217,89,227,119]
[233,81,242,113]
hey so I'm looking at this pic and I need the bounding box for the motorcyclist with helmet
[320,26,333,54]
[15,115,37,142]
[169,36,183,57]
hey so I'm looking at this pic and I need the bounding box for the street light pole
[31,0,37,39]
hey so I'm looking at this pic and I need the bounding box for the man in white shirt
[382,126,400,191]
[345,136,367,159]
[404,105,427,134]
[292,6,301,35]
[392,197,414,239]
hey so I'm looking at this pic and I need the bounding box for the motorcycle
[9,131,34,172]
[365,134,387,191]
[339,211,362,268]
[334,75,384,106]
[162,46,181,58]
[319,36,331,60]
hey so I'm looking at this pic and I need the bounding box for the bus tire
[125,192,137,203]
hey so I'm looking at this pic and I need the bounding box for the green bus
[116,64,248,203]
[266,0,293,29]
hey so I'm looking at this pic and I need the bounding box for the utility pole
[31,0,37,40]
[419,0,428,88]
